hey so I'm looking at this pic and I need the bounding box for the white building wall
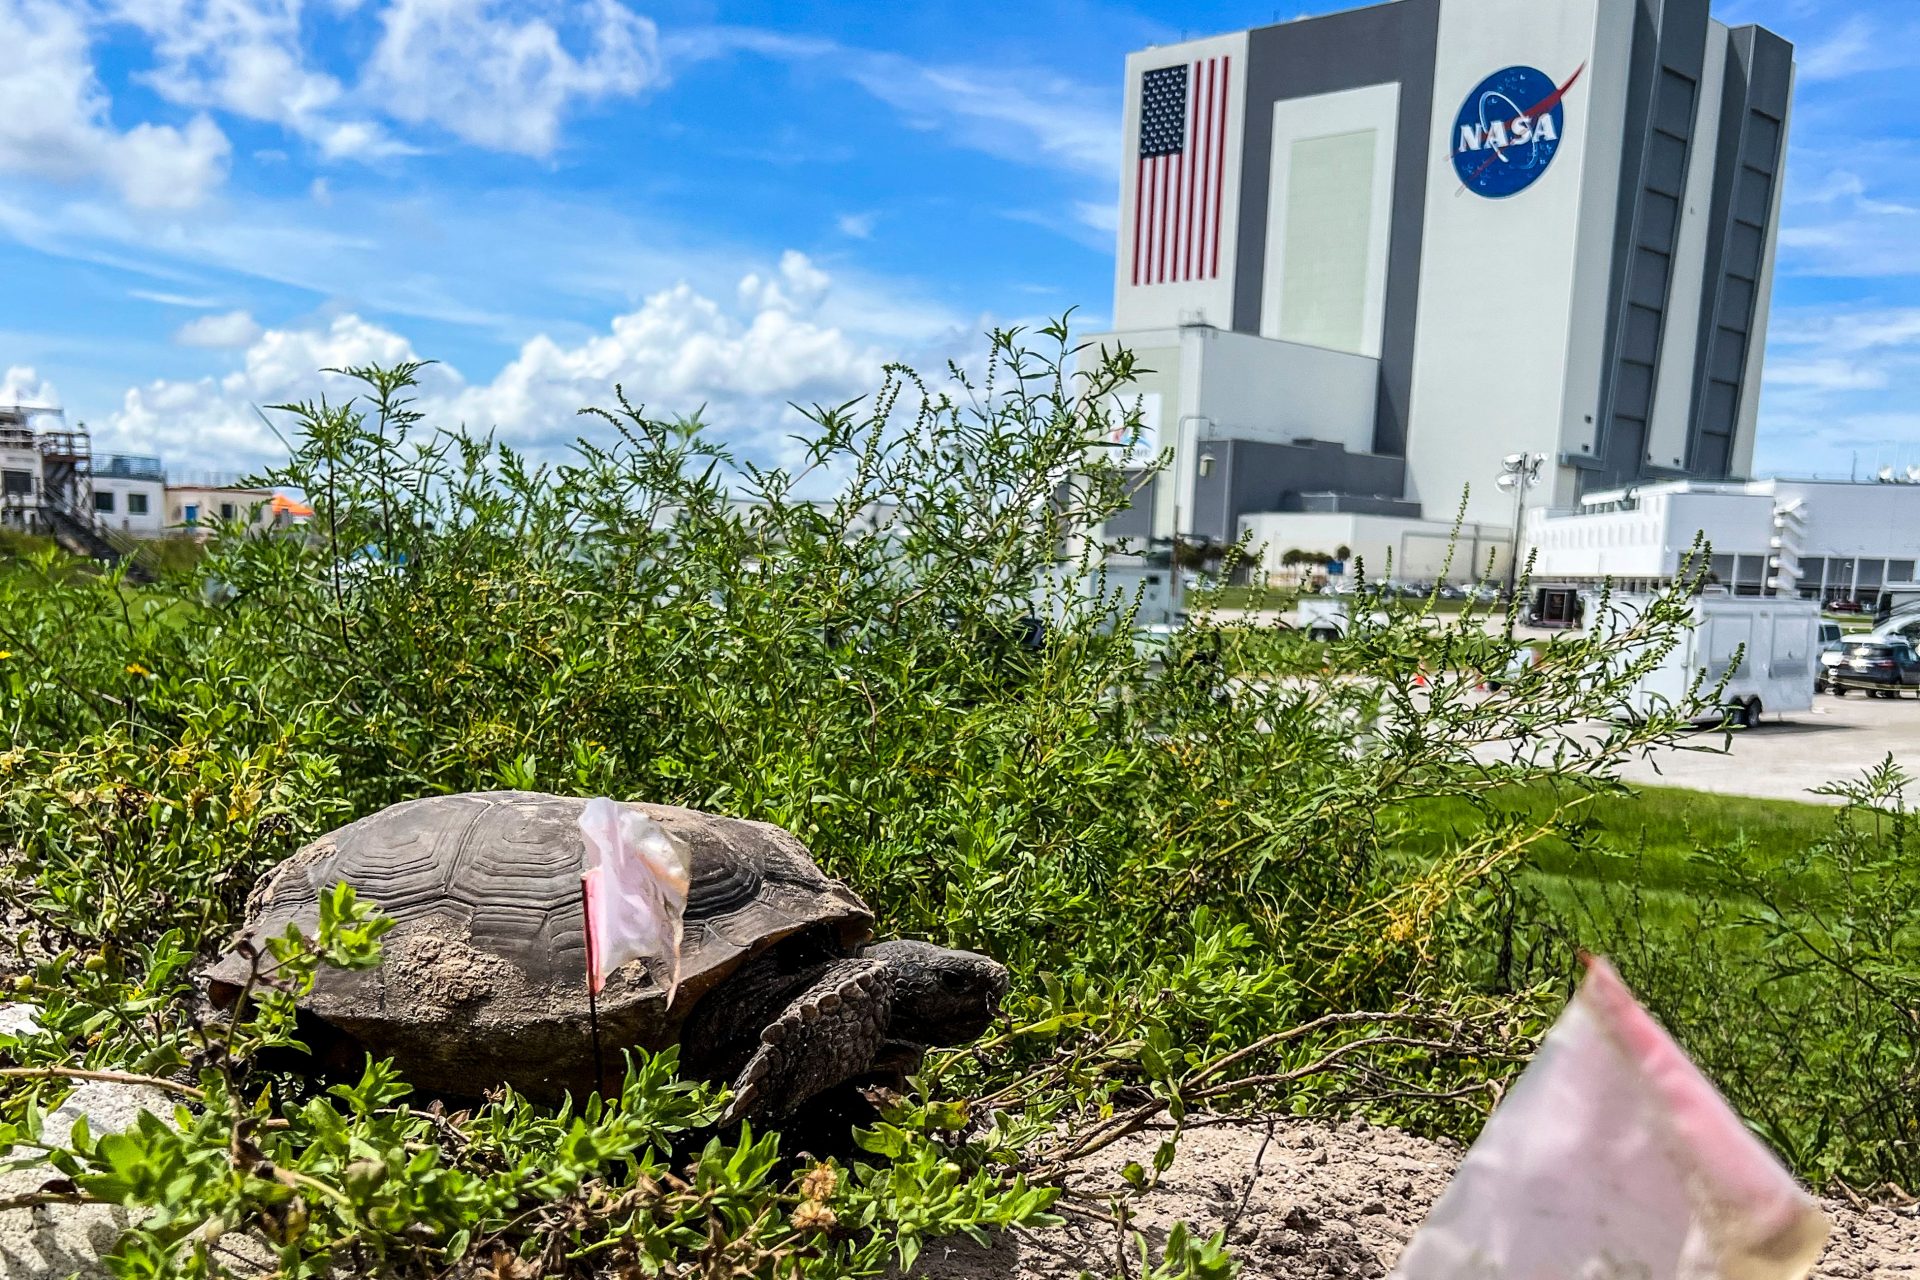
[1525,503,1676,580]
[1662,490,1775,560]
[167,485,274,535]
[1185,328,1379,453]
[91,476,167,536]
[1113,32,1252,333]
[1259,83,1400,359]
[1086,325,1378,545]
[1241,511,1509,584]
[1405,0,1632,528]
[0,440,42,489]
[1776,482,1920,564]
[1526,481,1920,594]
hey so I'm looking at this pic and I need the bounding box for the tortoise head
[866,940,1010,1046]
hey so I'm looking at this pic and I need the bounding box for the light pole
[1497,452,1546,601]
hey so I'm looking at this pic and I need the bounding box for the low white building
[91,456,167,537]
[167,483,276,537]
[0,408,45,527]
[1240,510,1512,586]
[1525,478,1920,601]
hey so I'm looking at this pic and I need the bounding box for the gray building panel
[1189,438,1408,545]
[1688,24,1790,477]
[1106,471,1158,544]
[1232,0,1440,459]
[1287,492,1423,517]
[1592,0,1711,492]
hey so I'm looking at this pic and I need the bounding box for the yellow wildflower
[125,662,152,677]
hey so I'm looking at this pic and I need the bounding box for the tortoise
[206,791,1009,1122]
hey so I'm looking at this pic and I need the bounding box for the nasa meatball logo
[1452,64,1584,199]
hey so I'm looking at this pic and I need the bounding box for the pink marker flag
[578,798,692,1000]
[1392,956,1829,1280]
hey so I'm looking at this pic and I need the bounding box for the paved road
[1611,692,1920,804]
[1205,606,1918,804]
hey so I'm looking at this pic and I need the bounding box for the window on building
[127,493,149,515]
[1709,554,1736,586]
[1892,560,1917,584]
[1857,559,1886,589]
[1800,558,1825,591]
[1,470,30,497]
[183,504,200,525]
[220,502,237,520]
[1729,554,1768,598]
[94,491,115,513]
[1828,558,1857,598]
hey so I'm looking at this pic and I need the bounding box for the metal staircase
[31,425,155,583]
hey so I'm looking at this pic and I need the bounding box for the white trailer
[1596,591,1819,727]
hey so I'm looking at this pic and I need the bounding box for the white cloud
[131,288,225,308]
[103,314,443,471]
[1754,303,1920,478]
[1762,358,1888,393]
[0,0,230,208]
[364,0,660,155]
[1073,201,1119,235]
[99,253,971,475]
[174,309,266,348]
[2,366,61,409]
[1771,307,1920,354]
[668,26,1117,182]
[837,212,876,239]
[1795,14,1920,82]
[108,0,409,161]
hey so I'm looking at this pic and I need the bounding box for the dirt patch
[910,1116,1918,1279]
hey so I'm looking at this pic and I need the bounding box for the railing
[98,455,166,482]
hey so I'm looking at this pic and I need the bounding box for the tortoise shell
[206,791,873,1102]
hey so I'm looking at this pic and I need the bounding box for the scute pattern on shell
[208,792,873,1102]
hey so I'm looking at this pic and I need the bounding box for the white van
[1594,591,1820,727]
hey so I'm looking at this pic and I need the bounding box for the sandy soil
[910,1116,1919,1280]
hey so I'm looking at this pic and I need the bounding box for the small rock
[1361,1200,1387,1216]
[0,1080,174,1280]
[0,1001,41,1038]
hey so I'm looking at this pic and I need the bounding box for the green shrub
[0,326,1752,1274]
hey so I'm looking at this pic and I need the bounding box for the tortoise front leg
[718,959,891,1126]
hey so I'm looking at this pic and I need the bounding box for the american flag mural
[1133,56,1230,286]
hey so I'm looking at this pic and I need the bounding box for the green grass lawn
[1387,782,1868,938]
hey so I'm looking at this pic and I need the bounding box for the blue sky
[2,0,1916,482]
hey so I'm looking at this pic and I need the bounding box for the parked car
[1825,597,1866,614]
[1828,638,1920,698]
[1818,621,1844,646]
[1866,611,1920,648]
[1815,639,1846,693]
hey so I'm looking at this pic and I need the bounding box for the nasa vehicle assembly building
[1091,0,1795,586]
